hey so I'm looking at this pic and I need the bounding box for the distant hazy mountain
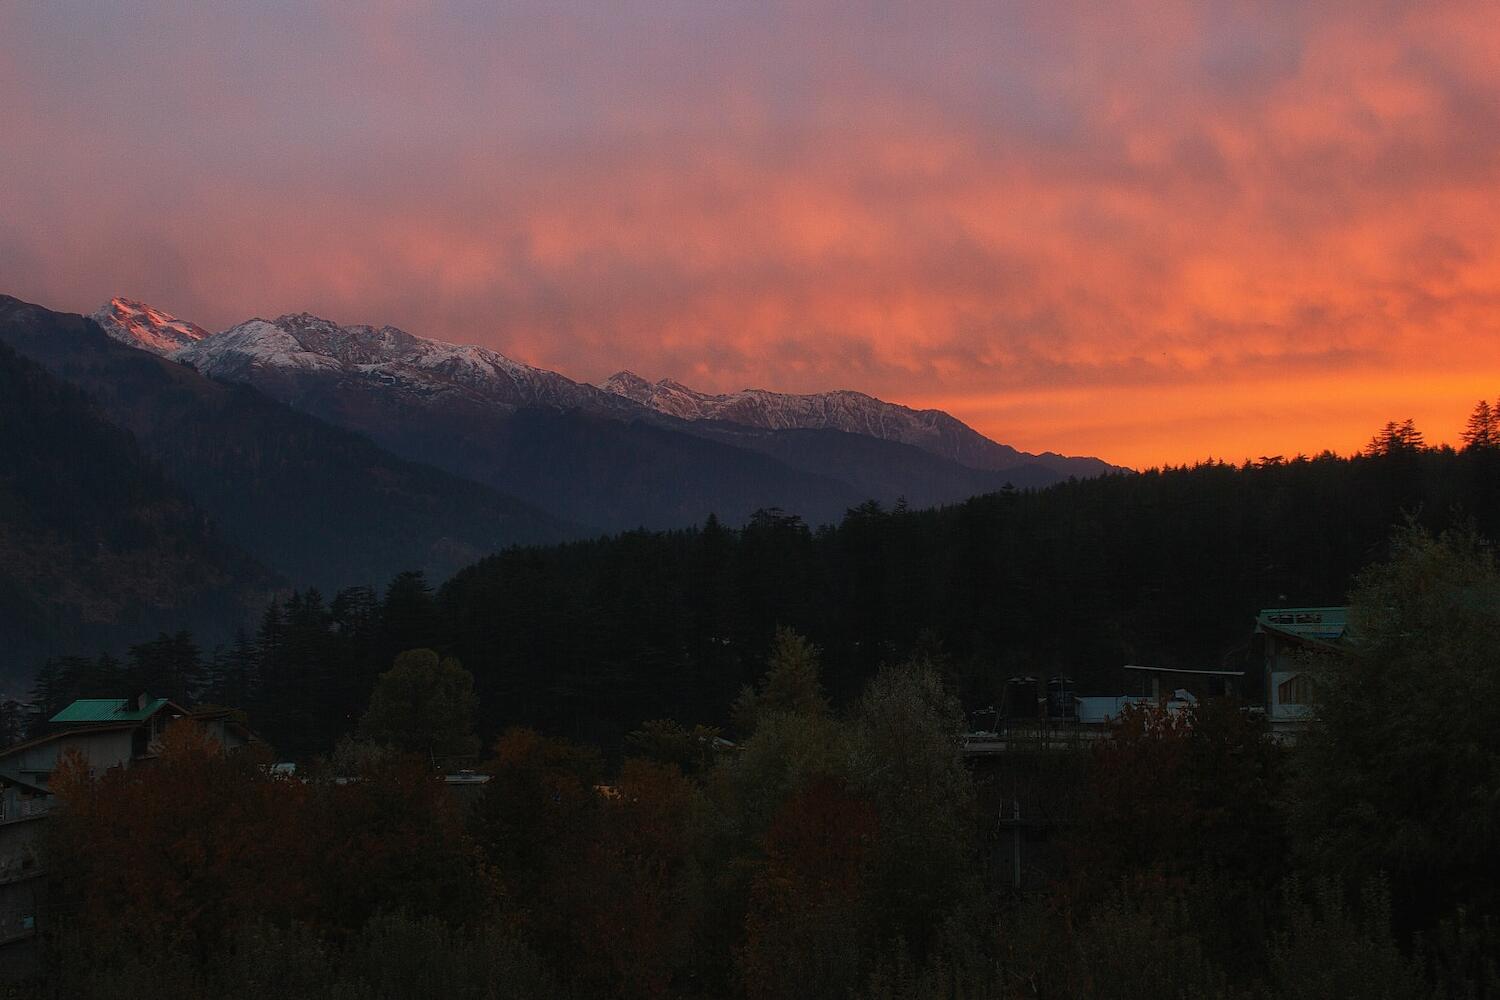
[0,296,571,593]
[0,336,271,672]
[600,371,1117,480]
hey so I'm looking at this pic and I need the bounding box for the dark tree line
[23,413,1500,758]
[28,573,442,758]
[434,431,1500,749]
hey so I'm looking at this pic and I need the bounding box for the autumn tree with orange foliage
[469,726,603,931]
[48,721,308,962]
[48,716,493,980]
[571,758,705,999]
[740,777,878,1000]
[472,729,708,999]
[300,753,493,933]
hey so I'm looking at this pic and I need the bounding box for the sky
[3,1,1498,469]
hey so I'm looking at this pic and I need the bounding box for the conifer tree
[204,629,259,710]
[1365,418,1425,456]
[1461,399,1498,450]
[382,571,440,658]
[89,652,125,696]
[29,658,63,724]
[732,627,827,736]
[125,631,203,704]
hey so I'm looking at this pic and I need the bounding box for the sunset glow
[3,2,1498,467]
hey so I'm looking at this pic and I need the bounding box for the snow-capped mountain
[93,297,1121,531]
[600,371,1116,478]
[101,299,1111,478]
[90,297,209,355]
[171,313,635,414]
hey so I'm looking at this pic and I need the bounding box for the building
[1255,606,1348,740]
[1074,695,1151,726]
[0,772,52,980]
[0,696,262,979]
[0,696,260,790]
[0,695,192,789]
[1120,663,1243,701]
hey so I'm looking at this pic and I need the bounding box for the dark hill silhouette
[0,296,572,595]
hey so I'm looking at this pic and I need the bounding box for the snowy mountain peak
[599,371,929,429]
[600,370,655,401]
[91,297,209,355]
[172,311,633,414]
[596,371,1117,476]
[94,300,1116,482]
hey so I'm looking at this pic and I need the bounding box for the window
[1278,673,1312,705]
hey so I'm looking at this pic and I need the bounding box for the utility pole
[1012,795,1022,888]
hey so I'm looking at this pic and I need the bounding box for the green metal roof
[49,698,172,724]
[1256,607,1348,641]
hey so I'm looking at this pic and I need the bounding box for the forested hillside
[34,429,1499,755]
[0,340,270,677]
[435,436,1500,746]
[0,296,571,594]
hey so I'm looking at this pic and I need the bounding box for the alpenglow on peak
[90,297,209,355]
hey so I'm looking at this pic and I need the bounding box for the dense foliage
[18,534,1500,997]
[12,415,1500,996]
[26,429,1500,755]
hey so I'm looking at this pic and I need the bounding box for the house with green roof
[1255,607,1348,739]
[0,695,261,979]
[0,694,192,790]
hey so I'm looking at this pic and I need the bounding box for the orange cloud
[2,1,1498,470]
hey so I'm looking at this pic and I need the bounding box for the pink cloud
[2,1,1498,468]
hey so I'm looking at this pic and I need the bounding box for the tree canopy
[1292,524,1500,933]
[357,649,479,762]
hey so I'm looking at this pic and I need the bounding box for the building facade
[1255,606,1348,740]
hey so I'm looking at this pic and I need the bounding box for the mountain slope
[0,337,271,673]
[92,296,209,354]
[175,311,636,415]
[680,422,1063,505]
[600,371,1118,478]
[152,311,876,529]
[116,301,1117,484]
[105,301,1121,529]
[0,296,573,591]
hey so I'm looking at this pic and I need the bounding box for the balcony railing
[0,798,51,824]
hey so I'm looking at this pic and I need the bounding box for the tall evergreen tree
[124,632,202,704]
[29,658,63,726]
[731,628,828,736]
[204,628,259,711]
[1461,399,1498,450]
[1365,418,1425,456]
[381,571,441,662]
[330,585,383,731]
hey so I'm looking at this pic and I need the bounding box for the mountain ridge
[0,295,573,593]
[599,370,1116,478]
[101,298,1120,479]
[0,334,272,675]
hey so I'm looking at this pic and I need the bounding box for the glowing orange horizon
[2,2,1498,471]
